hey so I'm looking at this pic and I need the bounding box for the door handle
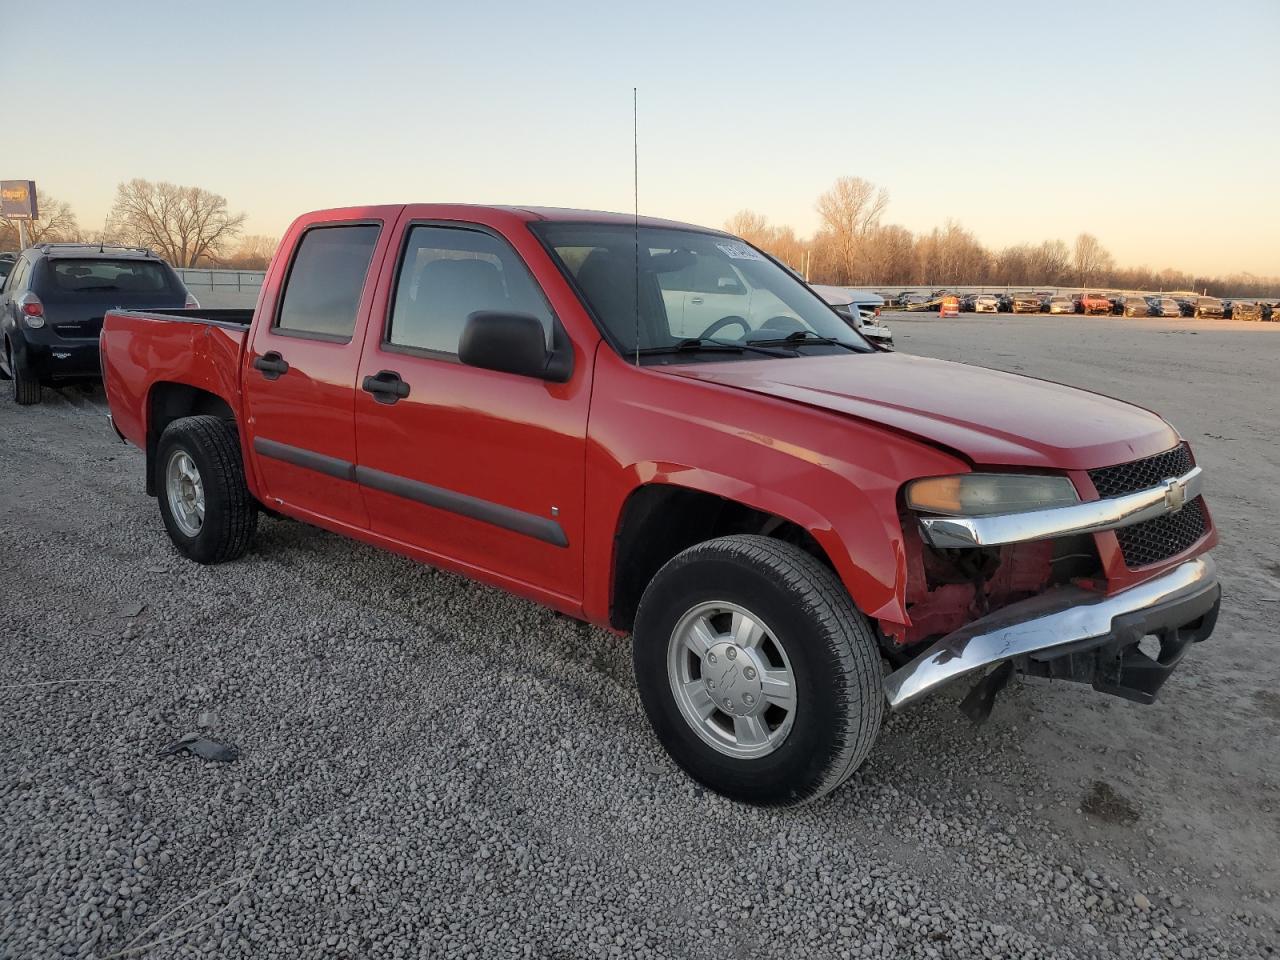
[252,351,289,380]
[689,297,704,304]
[362,369,410,404]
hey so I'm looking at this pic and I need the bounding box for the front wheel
[633,535,884,806]
[155,415,257,564]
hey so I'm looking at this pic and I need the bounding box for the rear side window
[386,226,553,355]
[276,224,380,340]
[42,259,177,295]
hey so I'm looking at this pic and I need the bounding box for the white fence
[177,269,265,309]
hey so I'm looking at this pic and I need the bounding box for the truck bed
[101,307,253,451]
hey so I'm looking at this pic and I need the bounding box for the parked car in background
[904,294,934,311]
[813,285,894,348]
[973,294,1001,314]
[1011,293,1041,314]
[1222,300,1234,319]
[1119,296,1150,318]
[99,202,1222,806]
[1047,295,1075,315]
[1147,296,1181,318]
[1232,301,1262,322]
[1173,297,1197,317]
[0,243,195,405]
[1260,302,1277,322]
[1194,297,1224,319]
[1079,293,1113,315]
[996,293,1014,313]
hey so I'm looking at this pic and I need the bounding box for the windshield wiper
[748,330,861,352]
[636,337,790,358]
[74,284,122,292]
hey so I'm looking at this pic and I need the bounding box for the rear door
[242,216,393,529]
[352,216,591,605]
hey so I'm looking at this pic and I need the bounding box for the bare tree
[221,234,280,270]
[109,179,246,266]
[1030,239,1071,285]
[814,177,888,282]
[724,210,771,246]
[916,221,988,285]
[860,225,916,284]
[1073,233,1114,286]
[0,190,80,249]
[723,211,807,272]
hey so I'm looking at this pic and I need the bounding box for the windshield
[533,223,869,361]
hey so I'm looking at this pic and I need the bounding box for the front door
[352,219,591,606]
[242,220,386,529]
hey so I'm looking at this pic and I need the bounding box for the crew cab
[101,205,1221,806]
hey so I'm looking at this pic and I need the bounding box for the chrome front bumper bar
[882,556,1219,710]
[919,466,1203,549]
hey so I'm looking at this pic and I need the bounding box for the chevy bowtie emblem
[1163,477,1187,513]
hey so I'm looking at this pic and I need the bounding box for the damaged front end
[880,462,1220,719]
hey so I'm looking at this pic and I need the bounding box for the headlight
[906,473,1079,517]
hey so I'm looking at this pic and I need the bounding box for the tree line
[3,175,1275,296]
[729,176,1278,298]
[0,181,276,270]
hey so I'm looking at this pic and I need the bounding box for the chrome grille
[1114,497,1208,568]
[1088,443,1194,499]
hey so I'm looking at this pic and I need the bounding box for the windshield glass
[533,223,869,360]
[43,258,178,296]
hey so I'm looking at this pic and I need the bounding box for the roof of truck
[496,206,723,232]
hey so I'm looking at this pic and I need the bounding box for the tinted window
[41,259,177,295]
[277,225,380,339]
[387,226,553,355]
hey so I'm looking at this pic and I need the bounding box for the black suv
[0,244,193,404]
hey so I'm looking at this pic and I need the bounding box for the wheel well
[145,383,237,496]
[610,484,835,631]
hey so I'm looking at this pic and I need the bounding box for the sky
[3,0,1278,277]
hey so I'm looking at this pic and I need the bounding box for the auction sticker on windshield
[716,240,765,261]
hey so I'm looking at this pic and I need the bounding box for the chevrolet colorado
[100,204,1220,806]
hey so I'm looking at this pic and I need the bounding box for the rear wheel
[633,535,883,806]
[8,341,41,405]
[155,415,257,564]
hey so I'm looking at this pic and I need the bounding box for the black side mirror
[459,311,572,382]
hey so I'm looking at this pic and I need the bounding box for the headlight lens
[906,474,1079,517]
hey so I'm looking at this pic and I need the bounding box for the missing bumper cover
[883,557,1219,710]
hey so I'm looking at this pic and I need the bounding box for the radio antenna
[633,86,640,367]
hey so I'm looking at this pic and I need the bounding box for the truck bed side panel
[101,311,248,451]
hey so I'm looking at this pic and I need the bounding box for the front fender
[581,351,969,633]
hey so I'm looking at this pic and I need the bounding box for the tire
[9,341,41,405]
[633,535,883,806]
[155,415,257,564]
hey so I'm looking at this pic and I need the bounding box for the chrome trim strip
[882,556,1217,710]
[919,466,1203,549]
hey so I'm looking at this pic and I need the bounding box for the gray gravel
[2,315,1278,958]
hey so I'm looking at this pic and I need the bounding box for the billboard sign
[1,181,39,220]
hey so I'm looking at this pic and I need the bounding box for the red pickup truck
[101,204,1220,806]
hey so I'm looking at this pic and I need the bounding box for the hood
[660,352,1178,471]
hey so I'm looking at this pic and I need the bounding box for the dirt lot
[2,314,1277,958]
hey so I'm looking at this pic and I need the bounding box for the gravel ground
[2,314,1277,959]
